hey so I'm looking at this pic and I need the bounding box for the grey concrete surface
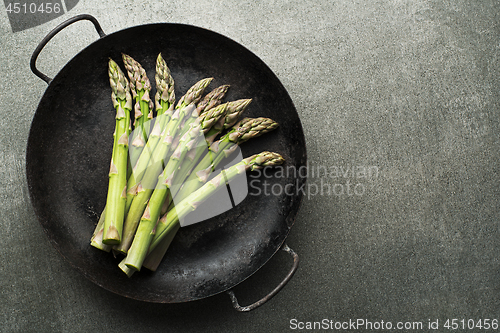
[1,0,499,332]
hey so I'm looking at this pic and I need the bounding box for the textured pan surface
[26,23,307,303]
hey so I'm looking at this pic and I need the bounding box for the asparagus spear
[155,152,284,249]
[162,84,229,195]
[90,210,112,252]
[167,84,229,152]
[122,54,154,168]
[124,54,176,212]
[137,77,213,186]
[91,54,176,251]
[204,98,252,143]
[127,83,226,213]
[143,117,279,269]
[166,99,253,203]
[178,84,229,135]
[118,259,135,278]
[152,102,230,201]
[172,117,279,206]
[102,59,133,245]
[154,53,176,117]
[123,151,285,272]
[114,78,213,254]
[141,223,179,271]
[119,103,228,259]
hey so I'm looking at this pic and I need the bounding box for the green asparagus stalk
[157,103,230,198]
[121,103,228,265]
[155,153,284,251]
[143,101,253,266]
[172,116,278,205]
[166,99,253,203]
[124,54,176,212]
[204,98,252,143]
[90,210,112,252]
[91,54,176,251]
[168,84,229,152]
[144,117,278,269]
[178,84,229,135]
[142,223,179,271]
[122,151,285,272]
[122,54,154,168]
[114,78,213,254]
[118,258,135,278]
[140,77,213,183]
[154,53,176,117]
[126,83,229,212]
[102,59,133,245]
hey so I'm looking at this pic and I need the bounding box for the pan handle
[227,243,299,312]
[30,14,106,84]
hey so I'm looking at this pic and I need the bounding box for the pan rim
[26,20,308,303]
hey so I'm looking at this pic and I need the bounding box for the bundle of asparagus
[91,53,283,276]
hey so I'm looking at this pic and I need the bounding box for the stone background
[0,1,499,332]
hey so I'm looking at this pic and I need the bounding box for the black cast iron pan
[27,14,307,310]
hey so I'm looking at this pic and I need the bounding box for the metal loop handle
[30,14,106,84]
[227,243,299,312]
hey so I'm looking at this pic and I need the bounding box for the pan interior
[26,23,307,303]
